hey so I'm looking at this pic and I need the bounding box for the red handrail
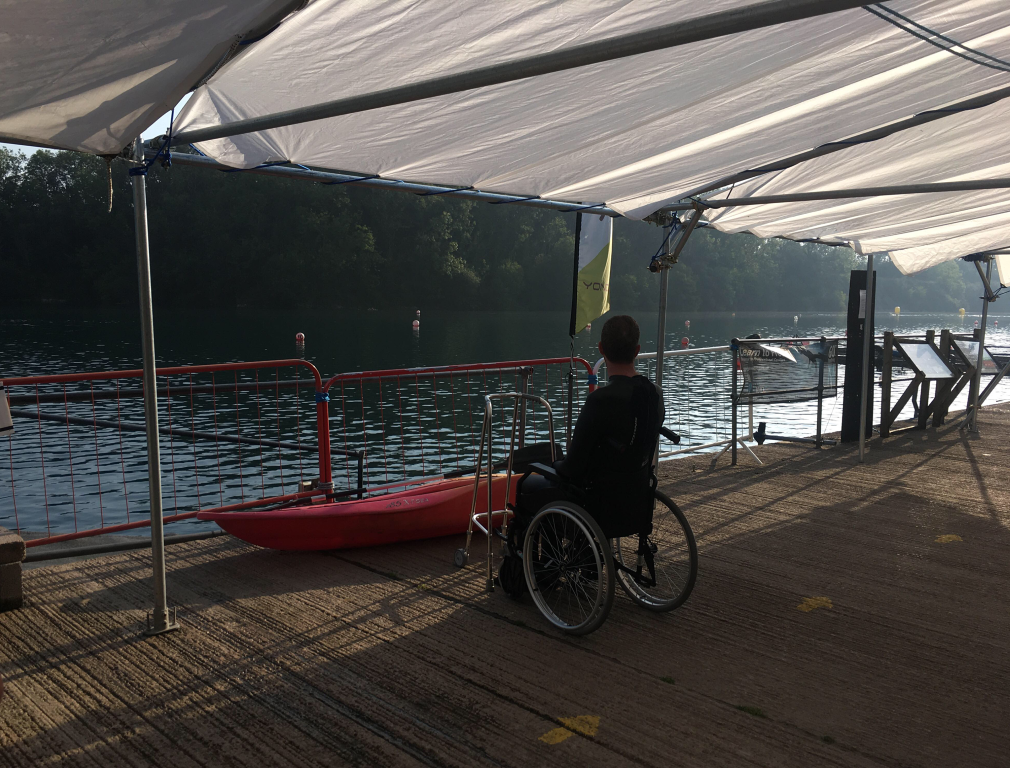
[322,356,595,392]
[3,358,333,490]
[24,489,325,548]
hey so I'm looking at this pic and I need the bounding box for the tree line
[0,147,980,314]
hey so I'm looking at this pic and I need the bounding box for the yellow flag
[569,213,613,335]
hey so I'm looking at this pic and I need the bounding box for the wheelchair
[455,393,698,636]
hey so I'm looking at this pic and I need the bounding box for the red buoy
[680,337,689,348]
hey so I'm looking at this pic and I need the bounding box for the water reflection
[2,309,1009,537]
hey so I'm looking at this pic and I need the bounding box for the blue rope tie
[490,195,541,206]
[315,392,330,403]
[418,186,475,197]
[587,373,599,386]
[322,174,380,186]
[563,202,608,213]
[132,108,175,176]
[649,219,682,269]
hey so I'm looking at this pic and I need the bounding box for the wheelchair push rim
[612,490,697,612]
[523,502,615,635]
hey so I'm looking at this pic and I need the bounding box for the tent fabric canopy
[0,0,299,155]
[6,1,1010,274]
[702,93,1010,274]
[172,0,1010,264]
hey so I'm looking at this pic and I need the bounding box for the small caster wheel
[453,548,468,568]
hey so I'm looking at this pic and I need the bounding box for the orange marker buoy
[680,337,689,348]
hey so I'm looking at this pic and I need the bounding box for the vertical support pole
[655,241,671,392]
[969,258,992,433]
[918,329,934,429]
[935,329,951,426]
[486,406,495,593]
[316,390,333,492]
[859,253,874,463]
[565,367,574,451]
[517,368,531,449]
[815,355,824,449]
[731,342,738,466]
[131,139,177,636]
[880,332,893,439]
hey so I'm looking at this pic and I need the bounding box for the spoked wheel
[523,502,615,635]
[613,491,697,612]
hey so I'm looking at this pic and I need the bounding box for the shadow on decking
[3,408,1010,767]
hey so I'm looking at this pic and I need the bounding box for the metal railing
[321,356,593,492]
[594,345,741,460]
[2,360,340,547]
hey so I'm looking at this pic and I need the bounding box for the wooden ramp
[2,406,1009,767]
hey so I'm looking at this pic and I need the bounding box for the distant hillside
[0,148,980,313]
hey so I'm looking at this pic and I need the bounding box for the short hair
[600,315,640,364]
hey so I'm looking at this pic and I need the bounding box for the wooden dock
[2,406,1009,767]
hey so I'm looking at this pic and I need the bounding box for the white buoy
[586,322,591,330]
[412,319,419,329]
[793,315,798,324]
[416,310,420,317]
[295,332,305,344]
[684,320,690,329]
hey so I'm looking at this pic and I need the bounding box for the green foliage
[0,147,975,312]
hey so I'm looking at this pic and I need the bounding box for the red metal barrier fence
[322,357,594,491]
[2,356,593,549]
[2,360,335,547]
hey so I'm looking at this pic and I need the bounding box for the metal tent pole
[655,236,672,392]
[969,257,993,433]
[131,139,178,636]
[858,253,874,463]
[156,149,1010,219]
[654,209,702,392]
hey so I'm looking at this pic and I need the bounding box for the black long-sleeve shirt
[555,374,664,491]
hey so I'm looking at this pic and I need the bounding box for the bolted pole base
[144,606,180,637]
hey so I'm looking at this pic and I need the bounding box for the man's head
[598,315,641,365]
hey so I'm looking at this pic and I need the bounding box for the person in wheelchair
[517,314,664,539]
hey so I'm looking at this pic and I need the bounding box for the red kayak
[198,475,513,550]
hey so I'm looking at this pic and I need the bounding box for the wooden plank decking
[1,405,1008,767]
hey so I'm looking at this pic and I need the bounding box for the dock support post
[880,332,893,439]
[131,138,178,637]
[859,253,874,463]
[968,257,993,433]
[935,330,951,426]
[918,329,934,430]
[731,342,738,466]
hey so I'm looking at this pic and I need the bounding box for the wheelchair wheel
[613,491,697,612]
[523,501,615,635]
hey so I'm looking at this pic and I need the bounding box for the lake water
[2,307,1008,539]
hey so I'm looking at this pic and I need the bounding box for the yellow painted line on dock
[796,596,832,612]
[935,534,963,543]
[539,715,600,744]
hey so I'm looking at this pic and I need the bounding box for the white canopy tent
[171,0,1010,249]
[6,0,1010,630]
